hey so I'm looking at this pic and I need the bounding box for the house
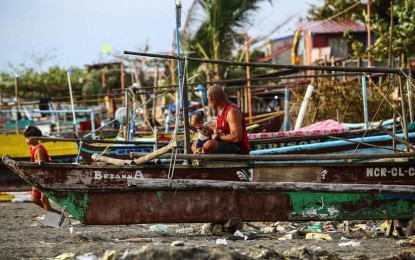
[260,35,294,64]
[295,19,370,65]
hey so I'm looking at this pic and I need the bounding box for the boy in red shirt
[24,125,59,213]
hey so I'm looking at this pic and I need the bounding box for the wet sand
[1,201,415,259]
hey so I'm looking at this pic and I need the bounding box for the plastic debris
[43,211,64,228]
[171,240,185,247]
[176,227,194,234]
[76,252,97,260]
[55,253,75,260]
[305,233,332,240]
[278,233,293,240]
[261,226,276,233]
[302,223,323,233]
[244,232,258,240]
[338,240,361,247]
[234,230,244,238]
[216,238,228,245]
[149,224,168,232]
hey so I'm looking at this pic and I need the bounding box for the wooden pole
[245,33,253,123]
[14,75,19,134]
[120,60,125,91]
[133,141,178,165]
[181,59,191,155]
[388,0,394,68]
[294,84,314,130]
[367,0,372,67]
[407,61,414,123]
[398,75,409,151]
[152,65,159,125]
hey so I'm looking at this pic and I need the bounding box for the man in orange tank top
[24,125,60,214]
[196,85,250,154]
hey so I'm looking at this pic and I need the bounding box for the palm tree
[182,0,273,81]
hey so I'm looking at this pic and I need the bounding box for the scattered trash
[43,211,64,228]
[176,227,194,234]
[244,232,258,241]
[261,226,276,233]
[234,230,244,238]
[216,238,228,246]
[305,233,332,240]
[302,223,323,233]
[76,252,97,260]
[171,240,185,247]
[338,240,361,247]
[278,233,293,240]
[55,252,75,260]
[397,240,410,247]
[102,250,116,260]
[149,224,168,232]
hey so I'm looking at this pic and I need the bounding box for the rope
[352,73,399,153]
[400,68,415,91]
[167,146,178,180]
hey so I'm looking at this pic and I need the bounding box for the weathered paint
[156,191,164,203]
[287,192,415,220]
[44,190,89,221]
[35,187,415,225]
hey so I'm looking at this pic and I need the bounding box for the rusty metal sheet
[81,190,291,225]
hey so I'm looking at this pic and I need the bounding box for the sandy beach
[1,201,415,259]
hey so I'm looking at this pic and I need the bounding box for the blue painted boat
[251,132,415,155]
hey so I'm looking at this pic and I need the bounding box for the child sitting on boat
[190,113,215,154]
[24,125,60,214]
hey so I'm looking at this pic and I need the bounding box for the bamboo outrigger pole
[123,51,408,74]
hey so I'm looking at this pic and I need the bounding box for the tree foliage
[182,0,272,81]
[306,0,415,62]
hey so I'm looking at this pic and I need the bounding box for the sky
[0,0,320,72]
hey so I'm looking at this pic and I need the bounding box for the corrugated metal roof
[297,20,367,34]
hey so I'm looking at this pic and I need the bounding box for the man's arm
[216,107,243,143]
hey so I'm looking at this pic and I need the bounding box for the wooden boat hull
[3,154,415,190]
[2,155,251,188]
[4,154,415,225]
[29,179,415,225]
[252,162,415,185]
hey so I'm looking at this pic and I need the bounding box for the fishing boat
[3,154,415,225]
